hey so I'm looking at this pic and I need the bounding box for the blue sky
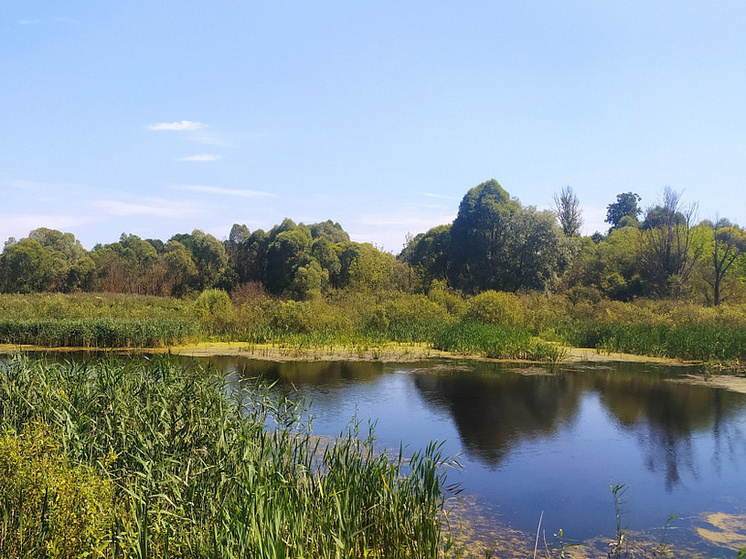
[2,1,746,252]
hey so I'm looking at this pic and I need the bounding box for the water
[21,351,746,554]
[200,356,746,555]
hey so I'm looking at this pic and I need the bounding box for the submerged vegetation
[0,356,452,558]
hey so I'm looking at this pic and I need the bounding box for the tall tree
[0,238,51,293]
[553,186,583,237]
[399,225,451,291]
[606,192,642,231]
[449,180,567,293]
[639,187,697,298]
[694,220,746,305]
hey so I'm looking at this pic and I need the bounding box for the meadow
[3,290,746,365]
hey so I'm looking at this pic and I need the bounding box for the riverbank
[5,340,746,395]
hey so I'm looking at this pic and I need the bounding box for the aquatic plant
[0,355,452,558]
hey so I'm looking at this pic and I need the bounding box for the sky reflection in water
[203,357,746,554]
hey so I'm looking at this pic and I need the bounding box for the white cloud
[148,120,206,132]
[178,154,221,162]
[358,210,455,229]
[414,191,459,200]
[96,199,203,218]
[0,214,97,243]
[174,185,272,198]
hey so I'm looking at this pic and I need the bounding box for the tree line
[2,179,745,306]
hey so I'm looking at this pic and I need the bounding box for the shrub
[0,422,114,558]
[465,290,524,327]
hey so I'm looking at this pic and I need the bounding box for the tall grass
[0,318,199,347]
[557,321,746,361]
[0,356,453,558]
[431,321,565,362]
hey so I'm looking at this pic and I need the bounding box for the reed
[0,356,452,558]
[557,321,746,361]
[0,318,199,347]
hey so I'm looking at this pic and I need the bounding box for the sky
[2,1,746,253]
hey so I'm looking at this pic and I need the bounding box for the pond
[193,356,746,556]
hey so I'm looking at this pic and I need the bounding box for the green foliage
[431,321,557,361]
[553,185,582,237]
[0,238,51,293]
[400,225,451,290]
[193,288,232,316]
[0,356,451,558]
[465,290,524,327]
[448,180,568,293]
[0,318,199,347]
[0,422,113,558]
[193,288,233,334]
[606,192,642,231]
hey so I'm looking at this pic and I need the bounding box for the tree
[399,225,451,291]
[448,180,567,293]
[28,228,89,291]
[639,187,697,298]
[311,237,341,290]
[606,192,642,231]
[265,228,313,294]
[338,242,396,292]
[163,241,199,297]
[172,230,229,290]
[553,186,582,237]
[448,179,520,292]
[308,220,350,244]
[0,238,51,293]
[693,220,746,305]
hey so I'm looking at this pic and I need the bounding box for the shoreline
[3,341,746,394]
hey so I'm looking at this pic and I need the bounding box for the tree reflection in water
[412,361,746,491]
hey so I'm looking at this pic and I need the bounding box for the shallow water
[200,356,746,556]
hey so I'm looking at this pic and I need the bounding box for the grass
[0,318,199,348]
[6,290,746,366]
[557,321,746,362]
[0,355,454,558]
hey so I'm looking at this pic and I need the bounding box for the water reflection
[593,369,746,491]
[411,365,582,465]
[404,362,746,487]
[206,356,386,387]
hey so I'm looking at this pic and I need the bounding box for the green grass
[0,318,199,347]
[0,356,454,558]
[557,321,746,361]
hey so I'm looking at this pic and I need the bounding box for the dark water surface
[198,356,746,555]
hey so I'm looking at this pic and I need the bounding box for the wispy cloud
[0,214,97,243]
[174,185,272,198]
[358,211,455,229]
[414,191,459,200]
[148,120,207,132]
[178,154,221,162]
[1,179,83,192]
[96,199,203,218]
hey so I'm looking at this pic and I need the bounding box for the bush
[0,422,113,558]
[465,290,524,327]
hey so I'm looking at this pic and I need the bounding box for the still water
[196,356,746,555]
